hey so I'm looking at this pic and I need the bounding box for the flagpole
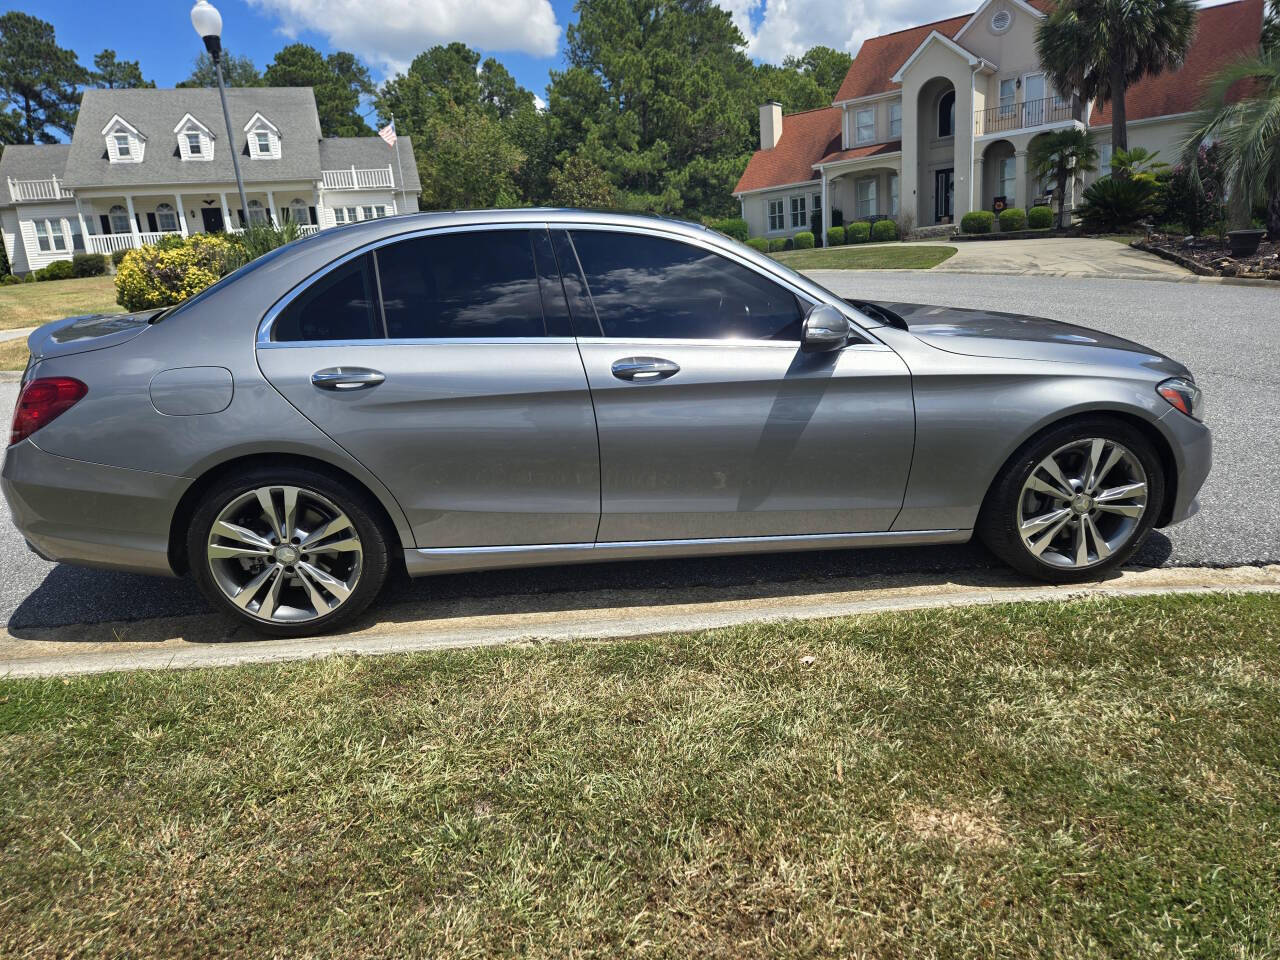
[391,114,407,213]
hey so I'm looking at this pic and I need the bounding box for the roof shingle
[834,14,971,103]
[733,107,840,194]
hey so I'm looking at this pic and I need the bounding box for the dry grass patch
[0,336,30,370]
[0,275,120,331]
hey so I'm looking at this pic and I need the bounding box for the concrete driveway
[919,237,1192,281]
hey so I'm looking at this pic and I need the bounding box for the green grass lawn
[0,275,120,331]
[0,336,30,371]
[771,244,956,270]
[3,593,1279,957]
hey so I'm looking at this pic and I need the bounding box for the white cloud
[533,94,547,112]
[246,0,561,76]
[726,0,976,64]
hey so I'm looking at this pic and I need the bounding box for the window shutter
[135,213,143,232]
[99,214,111,234]
[308,206,317,225]
[280,207,288,224]
[238,209,245,227]
[146,213,158,232]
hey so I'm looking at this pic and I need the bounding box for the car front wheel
[978,418,1166,583]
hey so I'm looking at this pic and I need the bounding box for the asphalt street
[1,271,1276,630]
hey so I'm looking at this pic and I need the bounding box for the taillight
[9,377,88,446]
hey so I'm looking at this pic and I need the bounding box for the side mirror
[801,303,850,353]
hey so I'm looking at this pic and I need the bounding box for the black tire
[187,465,392,637]
[977,417,1165,583]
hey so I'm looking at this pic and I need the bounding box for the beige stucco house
[1,87,420,275]
[733,0,1264,240]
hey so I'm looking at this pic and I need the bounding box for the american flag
[378,122,397,147]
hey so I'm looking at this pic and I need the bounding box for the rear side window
[272,253,380,342]
[570,230,803,341]
[376,229,546,339]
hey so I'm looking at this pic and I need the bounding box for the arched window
[288,198,310,225]
[938,91,955,138]
[156,202,179,232]
[109,204,131,234]
[247,199,268,225]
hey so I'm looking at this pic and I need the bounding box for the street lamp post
[190,0,249,229]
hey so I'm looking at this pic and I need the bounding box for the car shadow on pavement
[4,531,1175,642]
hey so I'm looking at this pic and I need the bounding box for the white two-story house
[1,86,420,275]
[734,0,1264,240]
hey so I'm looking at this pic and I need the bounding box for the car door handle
[611,357,680,382]
[311,367,386,391]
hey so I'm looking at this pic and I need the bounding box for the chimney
[759,101,783,150]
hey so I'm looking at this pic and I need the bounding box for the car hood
[27,310,160,362]
[873,301,1189,375]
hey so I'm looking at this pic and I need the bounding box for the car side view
[2,210,1211,636]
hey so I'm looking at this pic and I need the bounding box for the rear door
[556,226,915,543]
[257,226,600,548]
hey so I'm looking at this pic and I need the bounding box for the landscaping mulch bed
[1136,233,1280,281]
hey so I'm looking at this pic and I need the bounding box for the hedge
[961,210,996,234]
[114,233,240,311]
[998,207,1027,231]
[1027,205,1054,229]
[825,226,846,246]
[709,217,749,241]
[871,219,898,242]
[72,252,107,278]
[767,238,787,252]
[846,221,871,244]
[746,237,769,252]
[33,260,75,282]
[793,231,814,249]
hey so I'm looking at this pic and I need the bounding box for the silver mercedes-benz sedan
[3,210,1210,636]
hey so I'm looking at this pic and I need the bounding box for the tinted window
[376,230,546,339]
[570,231,803,341]
[273,253,381,342]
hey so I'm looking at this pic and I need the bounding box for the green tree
[416,101,525,209]
[0,11,88,143]
[1181,50,1280,238]
[753,63,826,113]
[177,51,263,88]
[1028,128,1098,227]
[547,0,756,217]
[549,153,616,208]
[1264,0,1279,54]
[92,49,153,89]
[1036,0,1196,155]
[264,43,373,136]
[782,45,854,101]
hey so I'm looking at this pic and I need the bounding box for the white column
[974,156,985,211]
[220,191,232,230]
[74,196,90,244]
[266,189,277,226]
[124,194,141,243]
[1014,151,1029,211]
[820,168,829,244]
[174,193,189,236]
[313,187,323,228]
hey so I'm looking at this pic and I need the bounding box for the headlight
[1157,377,1204,420]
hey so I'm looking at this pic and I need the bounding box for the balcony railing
[975,96,1075,136]
[321,165,395,190]
[7,175,73,203]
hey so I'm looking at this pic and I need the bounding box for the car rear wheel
[187,467,391,637]
[978,418,1165,583]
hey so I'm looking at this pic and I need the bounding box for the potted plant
[1227,228,1267,257]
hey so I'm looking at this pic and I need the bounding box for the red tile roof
[834,15,971,102]
[1090,0,1263,127]
[817,140,903,165]
[733,107,840,194]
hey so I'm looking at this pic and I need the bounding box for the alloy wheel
[1016,437,1148,569]
[206,485,363,623]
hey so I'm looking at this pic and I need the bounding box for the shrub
[998,207,1027,231]
[114,233,240,311]
[846,221,871,243]
[33,260,75,281]
[746,237,769,252]
[767,238,787,252]
[71,252,107,278]
[709,217,749,241]
[871,219,898,242]
[784,237,795,251]
[961,210,996,234]
[111,248,131,268]
[1027,205,1054,229]
[0,272,21,285]
[825,226,846,246]
[793,230,814,249]
[1077,175,1160,231]
[234,221,301,266]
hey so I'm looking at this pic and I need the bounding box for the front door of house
[934,169,954,223]
[200,207,224,233]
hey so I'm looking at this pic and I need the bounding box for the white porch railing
[7,176,73,203]
[86,232,172,255]
[321,165,395,190]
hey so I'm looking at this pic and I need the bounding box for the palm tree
[1028,128,1099,228]
[1181,50,1280,239]
[1036,0,1198,155]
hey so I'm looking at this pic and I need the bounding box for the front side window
[790,194,806,228]
[855,108,874,144]
[938,91,955,138]
[999,78,1016,116]
[856,178,877,219]
[109,204,130,234]
[273,253,380,342]
[767,198,785,232]
[999,156,1016,200]
[187,132,203,155]
[255,131,272,155]
[156,203,179,232]
[377,229,546,339]
[115,134,131,158]
[569,230,803,342]
[889,174,900,215]
[34,219,50,251]
[247,199,268,225]
[1098,142,1113,175]
[289,199,310,225]
[362,205,375,221]
[375,205,387,218]
[889,102,902,138]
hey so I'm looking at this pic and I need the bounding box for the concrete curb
[3,565,1277,679]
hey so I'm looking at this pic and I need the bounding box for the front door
[558,227,915,543]
[256,226,600,548]
[200,207,224,233]
[934,168,954,222]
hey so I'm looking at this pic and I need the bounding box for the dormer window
[102,114,145,163]
[174,114,214,161]
[243,113,281,159]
